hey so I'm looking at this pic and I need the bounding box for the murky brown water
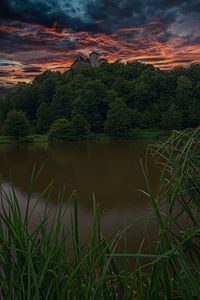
[0,140,161,253]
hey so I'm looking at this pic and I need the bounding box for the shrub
[105,99,132,138]
[48,118,74,142]
[36,102,53,134]
[105,98,132,138]
[18,135,34,143]
[2,110,31,138]
[71,114,90,137]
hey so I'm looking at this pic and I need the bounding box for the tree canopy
[0,61,200,140]
[2,110,31,138]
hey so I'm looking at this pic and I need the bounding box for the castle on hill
[71,51,108,69]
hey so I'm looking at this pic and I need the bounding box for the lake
[0,139,161,253]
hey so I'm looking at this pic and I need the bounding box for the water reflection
[0,140,160,252]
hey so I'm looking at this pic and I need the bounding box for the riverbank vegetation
[0,128,199,299]
[0,134,48,144]
[0,129,167,144]
[0,62,200,141]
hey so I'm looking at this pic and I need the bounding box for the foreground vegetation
[0,62,200,141]
[0,128,200,299]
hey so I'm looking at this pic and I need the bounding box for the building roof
[75,56,85,61]
[89,51,99,56]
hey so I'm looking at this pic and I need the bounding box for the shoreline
[0,129,168,145]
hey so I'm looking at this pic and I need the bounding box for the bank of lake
[0,128,168,144]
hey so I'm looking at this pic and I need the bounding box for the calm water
[0,140,160,252]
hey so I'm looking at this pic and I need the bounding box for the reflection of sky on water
[0,140,160,253]
[0,186,158,254]
[0,140,160,209]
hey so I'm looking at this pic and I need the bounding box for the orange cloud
[0,20,200,86]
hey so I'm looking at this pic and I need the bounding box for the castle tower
[71,56,90,69]
[89,51,99,67]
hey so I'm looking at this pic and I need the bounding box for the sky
[0,0,200,86]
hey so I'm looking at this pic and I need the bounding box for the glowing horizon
[0,0,200,86]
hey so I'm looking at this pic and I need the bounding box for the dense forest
[0,61,200,140]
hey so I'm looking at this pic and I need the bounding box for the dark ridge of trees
[0,61,200,139]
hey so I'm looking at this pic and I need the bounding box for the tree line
[0,61,200,140]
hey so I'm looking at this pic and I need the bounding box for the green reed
[0,128,199,299]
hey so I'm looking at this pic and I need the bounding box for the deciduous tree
[2,110,31,138]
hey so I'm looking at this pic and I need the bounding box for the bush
[2,110,31,138]
[48,118,75,142]
[161,104,183,129]
[18,135,34,143]
[105,98,132,138]
[71,114,90,137]
[36,102,53,134]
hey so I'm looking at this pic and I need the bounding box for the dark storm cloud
[139,57,167,62]
[0,0,199,34]
[0,71,10,76]
[23,67,42,73]
[0,0,200,85]
[156,32,175,43]
[24,53,74,64]
[0,34,79,60]
[86,0,196,33]
[172,59,194,63]
[0,0,98,32]
[179,37,200,48]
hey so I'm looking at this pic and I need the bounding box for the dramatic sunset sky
[0,0,200,86]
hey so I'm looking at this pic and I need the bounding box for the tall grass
[144,127,200,299]
[0,128,199,299]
